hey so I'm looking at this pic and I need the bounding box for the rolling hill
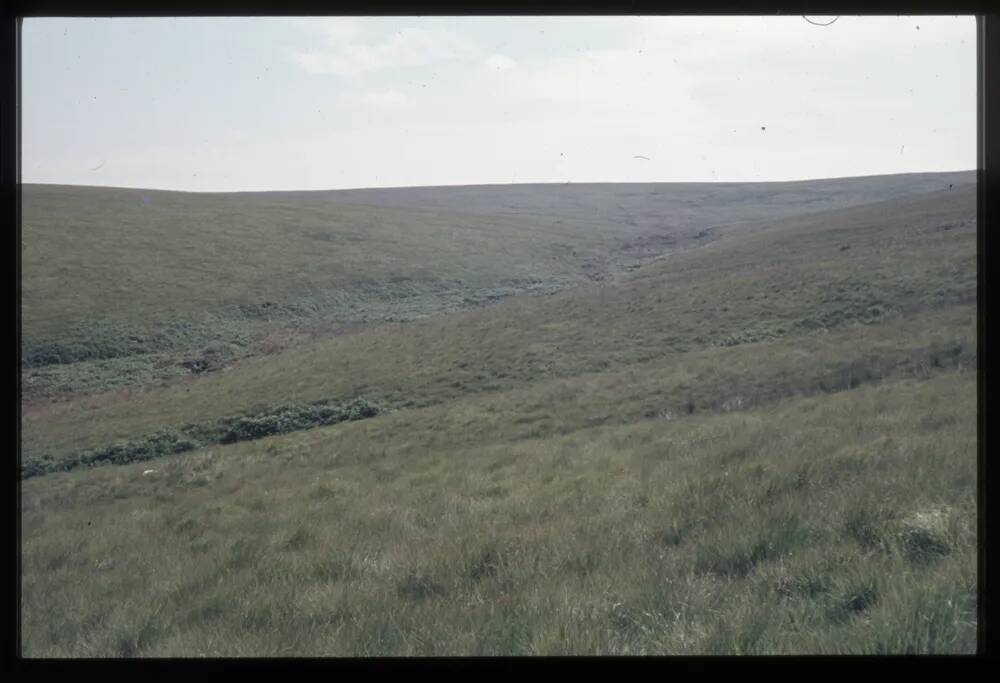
[20,170,973,403]
[19,173,977,656]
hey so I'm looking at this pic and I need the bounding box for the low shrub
[22,429,200,478]
[218,398,379,444]
[22,397,381,478]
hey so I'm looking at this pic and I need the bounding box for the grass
[21,171,971,400]
[21,183,976,461]
[21,397,380,478]
[19,174,977,655]
[20,372,976,656]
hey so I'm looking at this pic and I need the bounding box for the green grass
[20,372,976,656]
[21,397,380,479]
[20,172,971,399]
[21,184,976,461]
[19,176,977,655]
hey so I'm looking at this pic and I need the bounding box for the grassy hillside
[20,171,972,402]
[21,184,976,463]
[21,371,976,656]
[19,176,977,656]
[258,172,974,233]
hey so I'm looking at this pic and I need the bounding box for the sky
[21,15,976,192]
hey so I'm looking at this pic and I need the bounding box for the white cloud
[485,54,518,72]
[458,44,701,135]
[23,16,974,191]
[283,16,365,43]
[361,90,408,108]
[291,25,475,78]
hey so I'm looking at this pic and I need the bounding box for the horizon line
[20,169,977,196]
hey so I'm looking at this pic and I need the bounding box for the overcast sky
[21,15,976,192]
